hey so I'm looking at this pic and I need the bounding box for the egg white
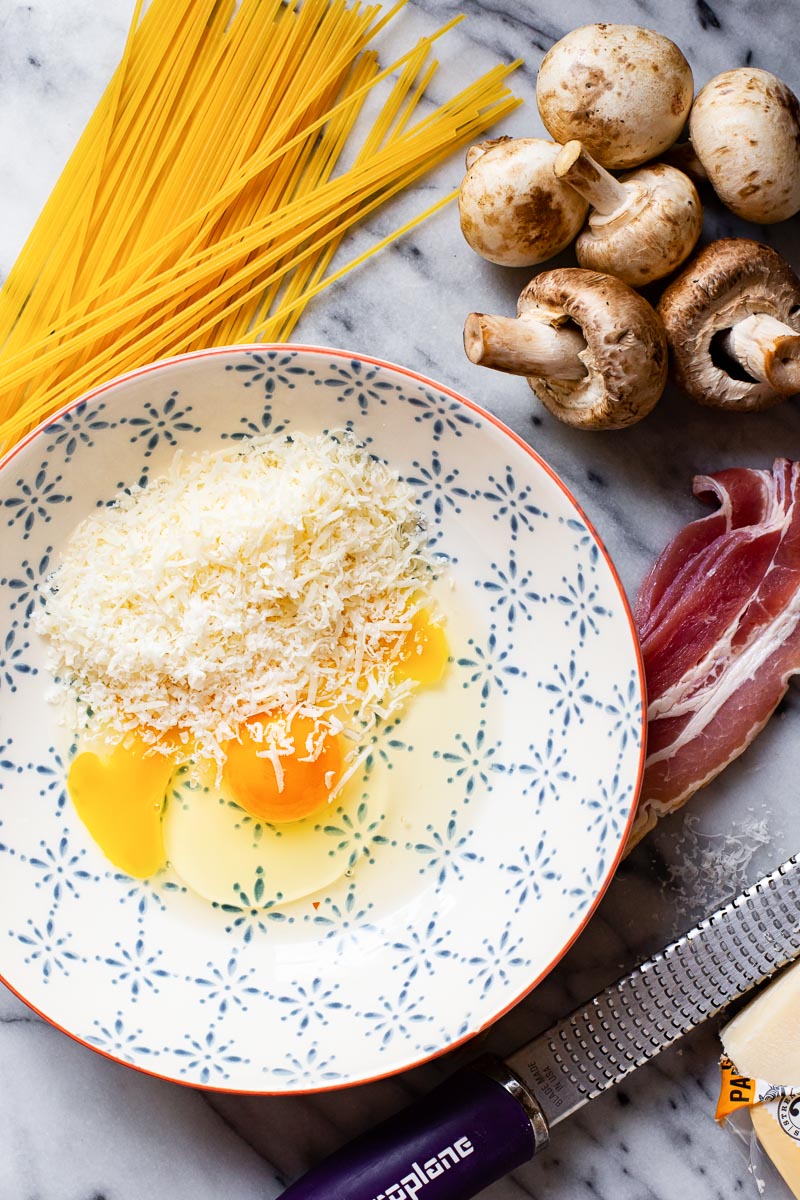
[162,757,389,907]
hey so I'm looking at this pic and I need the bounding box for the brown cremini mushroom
[464,268,668,429]
[690,68,800,223]
[554,141,703,287]
[536,24,693,169]
[658,239,800,411]
[458,138,588,267]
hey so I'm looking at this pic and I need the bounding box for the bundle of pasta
[0,0,520,451]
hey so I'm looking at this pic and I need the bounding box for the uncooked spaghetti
[0,0,520,451]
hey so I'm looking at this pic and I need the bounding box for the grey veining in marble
[1,0,799,1197]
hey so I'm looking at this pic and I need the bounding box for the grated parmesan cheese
[36,432,437,764]
[665,812,774,916]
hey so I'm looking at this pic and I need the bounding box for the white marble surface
[1,1,799,1197]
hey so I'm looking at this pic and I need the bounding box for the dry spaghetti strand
[0,1,520,452]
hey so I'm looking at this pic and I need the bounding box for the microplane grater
[282,854,800,1200]
[507,852,800,1127]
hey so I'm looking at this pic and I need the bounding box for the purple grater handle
[279,1058,548,1200]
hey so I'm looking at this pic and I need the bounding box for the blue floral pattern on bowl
[0,346,644,1093]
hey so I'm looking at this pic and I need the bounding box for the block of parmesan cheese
[722,960,800,1087]
[750,1104,800,1199]
[722,960,800,1199]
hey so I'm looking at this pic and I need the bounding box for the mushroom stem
[554,140,630,215]
[465,136,513,171]
[464,312,587,379]
[724,314,800,394]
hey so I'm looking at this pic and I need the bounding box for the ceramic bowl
[0,345,644,1092]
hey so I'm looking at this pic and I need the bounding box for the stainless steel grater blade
[507,853,800,1127]
[281,855,800,1200]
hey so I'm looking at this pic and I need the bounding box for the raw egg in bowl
[0,346,644,1092]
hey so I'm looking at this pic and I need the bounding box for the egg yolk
[67,733,172,878]
[65,610,447,879]
[394,609,449,686]
[223,713,342,824]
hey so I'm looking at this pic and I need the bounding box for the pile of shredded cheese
[665,812,774,917]
[36,432,435,764]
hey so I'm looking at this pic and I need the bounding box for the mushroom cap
[458,138,588,267]
[518,268,668,428]
[575,163,703,287]
[690,68,800,223]
[536,24,693,169]
[658,238,800,411]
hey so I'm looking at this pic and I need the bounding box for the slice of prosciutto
[630,459,800,846]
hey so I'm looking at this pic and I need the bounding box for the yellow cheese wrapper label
[716,1058,800,1121]
[716,1057,759,1120]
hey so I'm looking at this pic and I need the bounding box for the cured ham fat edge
[630,459,800,846]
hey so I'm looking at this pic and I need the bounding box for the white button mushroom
[690,68,800,223]
[554,141,703,287]
[464,268,668,429]
[536,24,693,170]
[458,138,588,267]
[658,239,800,411]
